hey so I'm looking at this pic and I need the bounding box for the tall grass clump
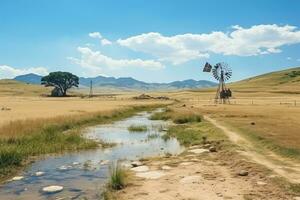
[128,125,148,132]
[108,161,127,190]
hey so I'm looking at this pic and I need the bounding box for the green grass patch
[128,125,148,132]
[163,121,227,147]
[149,108,172,121]
[150,108,202,124]
[173,115,201,124]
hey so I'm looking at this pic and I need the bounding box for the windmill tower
[203,62,232,104]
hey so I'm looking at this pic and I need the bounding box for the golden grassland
[0,96,168,127]
[154,91,300,159]
[0,80,167,127]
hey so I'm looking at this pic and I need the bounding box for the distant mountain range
[13,73,217,90]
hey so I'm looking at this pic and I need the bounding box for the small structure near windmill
[203,62,232,104]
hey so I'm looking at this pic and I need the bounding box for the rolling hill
[13,74,217,90]
[230,67,300,93]
[0,79,50,96]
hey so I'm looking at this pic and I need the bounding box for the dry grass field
[0,80,169,128]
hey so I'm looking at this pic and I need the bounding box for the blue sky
[0,0,300,82]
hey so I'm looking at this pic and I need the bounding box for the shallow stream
[0,109,184,200]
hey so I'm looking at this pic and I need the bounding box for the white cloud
[89,32,112,46]
[101,38,112,46]
[89,32,102,39]
[287,57,292,60]
[0,65,48,79]
[117,24,300,64]
[68,47,164,73]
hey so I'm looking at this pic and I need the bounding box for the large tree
[41,71,79,97]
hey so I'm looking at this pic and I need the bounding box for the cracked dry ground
[116,147,297,200]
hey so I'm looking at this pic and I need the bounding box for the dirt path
[204,115,300,184]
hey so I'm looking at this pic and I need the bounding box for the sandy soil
[118,148,294,200]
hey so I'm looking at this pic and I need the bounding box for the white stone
[257,181,267,186]
[136,171,165,179]
[188,148,209,154]
[161,165,172,170]
[179,162,194,166]
[130,166,149,172]
[35,171,45,176]
[72,162,80,165]
[11,176,24,181]
[42,185,63,193]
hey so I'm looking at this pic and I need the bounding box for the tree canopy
[41,71,79,97]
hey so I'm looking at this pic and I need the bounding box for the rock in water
[99,160,110,165]
[238,170,249,176]
[11,176,24,181]
[42,185,63,193]
[35,171,45,176]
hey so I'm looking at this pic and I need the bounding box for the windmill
[203,62,232,104]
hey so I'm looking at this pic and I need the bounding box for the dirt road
[204,115,300,184]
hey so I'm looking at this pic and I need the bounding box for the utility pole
[89,80,93,97]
